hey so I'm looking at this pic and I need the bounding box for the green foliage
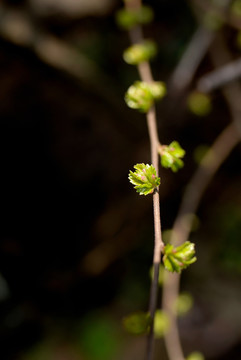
[123,40,157,65]
[125,81,166,112]
[116,5,154,30]
[187,92,212,116]
[174,292,193,316]
[137,5,154,25]
[186,351,205,360]
[128,163,160,195]
[163,241,197,273]
[122,311,151,335]
[78,313,121,360]
[203,12,223,31]
[154,310,170,338]
[193,144,210,164]
[231,0,241,16]
[149,264,165,286]
[123,310,170,338]
[160,141,185,172]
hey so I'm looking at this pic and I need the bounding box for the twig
[206,32,241,135]
[193,0,241,31]
[0,4,123,110]
[162,121,240,360]
[162,31,241,360]
[170,0,233,93]
[197,57,241,93]
[170,25,214,92]
[125,1,165,359]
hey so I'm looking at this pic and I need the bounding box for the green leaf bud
[149,81,166,100]
[187,92,212,116]
[154,310,170,338]
[203,12,223,31]
[149,264,165,286]
[193,144,210,164]
[136,5,154,25]
[115,8,138,30]
[163,241,197,273]
[123,40,157,65]
[125,81,166,113]
[174,292,193,316]
[159,141,185,172]
[231,0,241,17]
[122,311,151,335]
[186,351,205,360]
[129,163,160,196]
[115,5,154,30]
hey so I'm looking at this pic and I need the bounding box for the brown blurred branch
[170,0,234,94]
[162,30,241,360]
[197,56,241,93]
[162,121,240,360]
[170,25,214,92]
[193,0,241,30]
[209,33,241,134]
[0,4,122,110]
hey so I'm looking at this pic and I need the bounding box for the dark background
[0,0,241,359]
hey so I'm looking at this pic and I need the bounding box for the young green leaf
[136,5,154,25]
[160,141,185,172]
[186,351,205,360]
[115,8,138,30]
[125,81,166,113]
[122,311,151,335]
[115,5,154,30]
[129,163,160,195]
[174,292,193,316]
[154,310,170,338]
[187,92,212,116]
[123,40,157,65]
[231,0,241,16]
[163,241,197,273]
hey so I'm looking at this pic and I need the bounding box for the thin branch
[124,1,164,359]
[162,30,241,360]
[197,57,241,93]
[209,32,241,133]
[170,25,214,92]
[193,0,241,31]
[0,4,123,110]
[162,121,240,360]
[170,0,233,93]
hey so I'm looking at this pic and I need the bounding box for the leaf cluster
[163,241,197,273]
[115,5,154,30]
[122,311,151,335]
[125,81,166,113]
[123,40,157,65]
[128,163,160,195]
[160,141,185,172]
[187,92,212,116]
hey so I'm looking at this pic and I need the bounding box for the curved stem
[162,123,240,360]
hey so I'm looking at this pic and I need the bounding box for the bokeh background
[0,0,241,359]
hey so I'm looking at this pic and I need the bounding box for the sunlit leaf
[163,241,197,273]
[129,163,160,195]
